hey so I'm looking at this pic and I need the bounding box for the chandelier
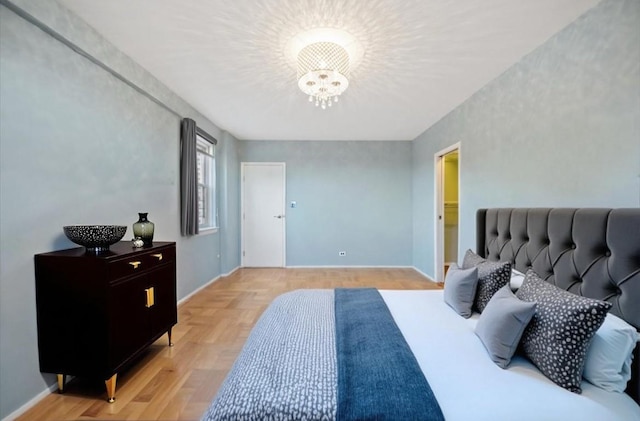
[297,42,350,109]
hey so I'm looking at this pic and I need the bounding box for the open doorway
[434,144,460,283]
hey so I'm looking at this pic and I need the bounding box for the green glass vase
[132,212,154,246]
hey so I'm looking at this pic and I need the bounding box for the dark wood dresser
[34,241,177,402]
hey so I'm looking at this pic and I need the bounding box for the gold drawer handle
[151,253,163,261]
[129,261,141,269]
[145,287,155,308]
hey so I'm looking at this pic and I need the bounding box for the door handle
[145,287,155,308]
[273,215,285,219]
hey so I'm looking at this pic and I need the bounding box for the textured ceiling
[58,0,600,141]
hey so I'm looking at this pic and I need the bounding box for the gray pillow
[461,249,511,313]
[516,269,612,393]
[461,248,486,268]
[443,264,478,318]
[475,284,536,368]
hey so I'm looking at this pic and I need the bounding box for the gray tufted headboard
[476,208,640,402]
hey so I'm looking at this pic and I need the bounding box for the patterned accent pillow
[461,249,511,313]
[516,269,612,393]
[474,260,512,313]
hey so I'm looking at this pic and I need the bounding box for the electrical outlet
[339,251,346,256]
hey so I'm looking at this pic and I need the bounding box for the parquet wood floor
[17,267,439,421]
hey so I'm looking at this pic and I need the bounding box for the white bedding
[380,289,640,421]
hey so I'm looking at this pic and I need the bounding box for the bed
[202,208,640,420]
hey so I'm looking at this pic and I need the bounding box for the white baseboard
[177,266,240,306]
[223,266,240,277]
[411,266,438,283]
[2,380,59,421]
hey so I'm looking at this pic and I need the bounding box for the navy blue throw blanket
[335,288,445,421]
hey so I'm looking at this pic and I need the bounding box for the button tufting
[604,250,611,257]
[571,244,576,249]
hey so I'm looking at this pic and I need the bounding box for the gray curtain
[180,118,199,236]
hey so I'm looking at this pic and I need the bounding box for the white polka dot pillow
[461,249,511,313]
[515,269,612,393]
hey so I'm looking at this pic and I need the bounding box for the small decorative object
[63,225,127,252]
[132,213,154,246]
[132,238,144,248]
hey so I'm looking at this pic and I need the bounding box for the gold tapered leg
[105,373,117,403]
[57,374,66,393]
[168,327,174,347]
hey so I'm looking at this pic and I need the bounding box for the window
[196,134,216,231]
[179,118,217,236]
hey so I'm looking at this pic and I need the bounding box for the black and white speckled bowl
[63,225,127,252]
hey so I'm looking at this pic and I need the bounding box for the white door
[241,162,286,267]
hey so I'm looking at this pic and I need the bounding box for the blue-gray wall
[0,1,240,418]
[219,131,242,274]
[2,0,639,418]
[412,0,640,278]
[240,141,413,266]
